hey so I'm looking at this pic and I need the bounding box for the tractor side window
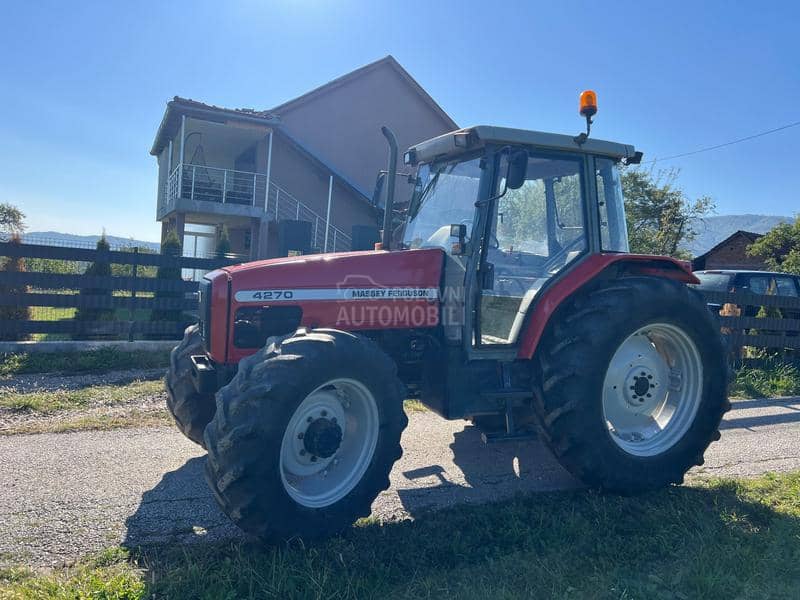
[596,158,630,252]
[479,153,587,346]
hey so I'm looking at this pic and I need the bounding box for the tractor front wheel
[204,329,407,541]
[533,276,729,493]
[165,324,216,448]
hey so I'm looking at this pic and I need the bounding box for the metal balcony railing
[165,164,352,252]
[167,163,267,208]
[265,184,352,252]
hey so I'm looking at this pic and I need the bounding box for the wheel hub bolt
[297,432,304,440]
[311,455,317,462]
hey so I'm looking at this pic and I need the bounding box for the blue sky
[1,0,798,242]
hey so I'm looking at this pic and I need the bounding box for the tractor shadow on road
[723,397,800,430]
[395,423,580,517]
[122,456,243,551]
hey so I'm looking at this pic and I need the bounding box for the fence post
[252,173,257,206]
[191,166,196,201]
[222,170,228,204]
[275,188,280,219]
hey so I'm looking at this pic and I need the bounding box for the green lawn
[2,472,799,599]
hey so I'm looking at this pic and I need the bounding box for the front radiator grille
[198,278,212,349]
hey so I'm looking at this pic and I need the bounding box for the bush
[74,235,115,337]
[730,358,800,398]
[0,234,31,341]
[149,229,184,339]
[216,225,231,258]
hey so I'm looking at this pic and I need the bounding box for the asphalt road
[1,396,798,567]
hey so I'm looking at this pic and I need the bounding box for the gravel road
[1,396,798,567]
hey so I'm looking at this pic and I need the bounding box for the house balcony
[163,163,268,219]
[163,163,352,252]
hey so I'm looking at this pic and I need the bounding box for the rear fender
[516,254,698,360]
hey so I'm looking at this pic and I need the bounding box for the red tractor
[166,95,728,540]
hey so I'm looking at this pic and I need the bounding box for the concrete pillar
[249,218,261,260]
[160,220,170,245]
[175,213,186,250]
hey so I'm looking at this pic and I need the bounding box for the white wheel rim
[602,322,703,457]
[280,378,379,508]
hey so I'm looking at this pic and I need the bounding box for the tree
[149,228,184,338]
[747,216,800,275]
[0,234,31,341]
[216,225,231,258]
[0,203,26,235]
[621,168,714,259]
[75,234,114,331]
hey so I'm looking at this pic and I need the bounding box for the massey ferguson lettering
[233,287,439,303]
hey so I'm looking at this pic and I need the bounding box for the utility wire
[644,119,800,164]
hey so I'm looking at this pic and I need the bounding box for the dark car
[691,269,800,318]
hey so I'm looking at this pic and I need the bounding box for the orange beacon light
[579,90,598,118]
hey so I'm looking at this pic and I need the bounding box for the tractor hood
[221,248,444,292]
[209,249,445,362]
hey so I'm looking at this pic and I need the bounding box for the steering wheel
[495,274,528,296]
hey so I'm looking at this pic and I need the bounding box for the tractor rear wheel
[165,324,216,448]
[204,329,407,541]
[533,276,729,493]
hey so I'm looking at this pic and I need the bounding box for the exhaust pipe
[380,126,398,250]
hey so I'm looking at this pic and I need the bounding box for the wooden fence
[0,241,240,341]
[699,289,800,352]
[2,240,799,348]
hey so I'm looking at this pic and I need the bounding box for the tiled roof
[170,96,280,121]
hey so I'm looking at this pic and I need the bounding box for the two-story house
[150,56,457,260]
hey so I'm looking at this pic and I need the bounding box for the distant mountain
[684,214,792,257]
[19,217,795,258]
[22,231,160,252]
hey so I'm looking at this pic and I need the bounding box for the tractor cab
[395,125,640,355]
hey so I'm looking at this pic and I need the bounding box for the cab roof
[405,125,640,165]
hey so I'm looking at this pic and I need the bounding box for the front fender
[516,254,698,360]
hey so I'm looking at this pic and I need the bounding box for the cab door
[475,151,590,347]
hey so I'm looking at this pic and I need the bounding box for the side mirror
[506,150,528,190]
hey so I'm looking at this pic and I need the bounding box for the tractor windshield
[401,157,483,252]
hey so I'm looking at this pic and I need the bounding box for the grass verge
[0,379,164,413]
[0,409,173,436]
[403,399,429,413]
[730,359,800,398]
[0,348,171,377]
[3,472,799,599]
